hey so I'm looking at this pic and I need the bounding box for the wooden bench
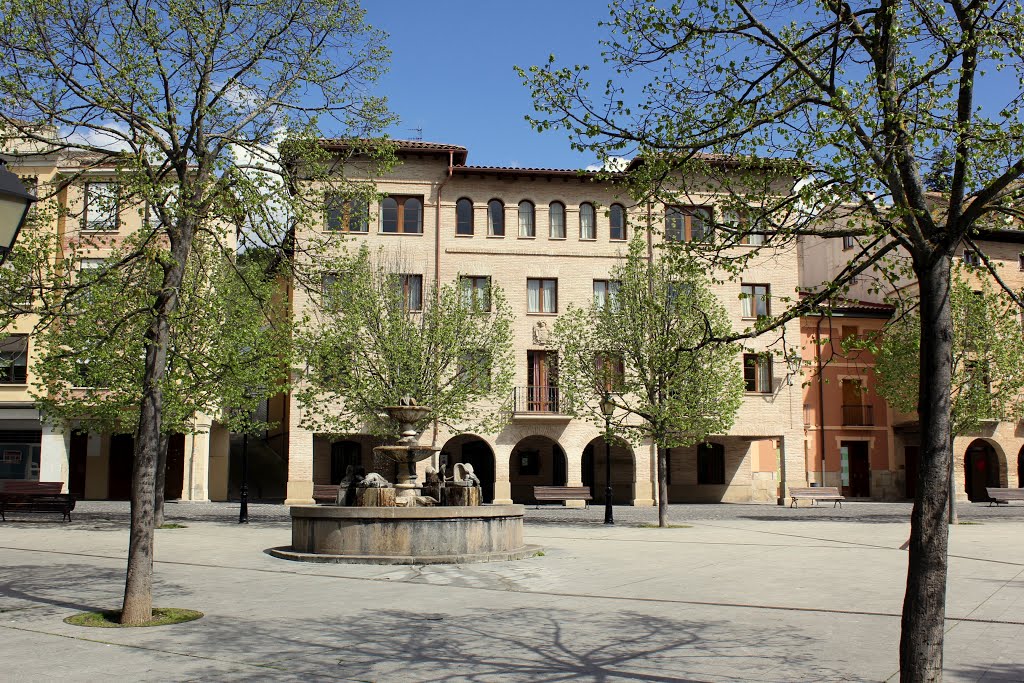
[312,484,340,505]
[986,487,1024,506]
[790,486,845,508]
[0,481,76,521]
[533,486,593,508]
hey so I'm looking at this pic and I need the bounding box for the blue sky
[364,1,1022,172]
[364,1,609,170]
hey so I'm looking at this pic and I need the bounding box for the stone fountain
[270,398,536,564]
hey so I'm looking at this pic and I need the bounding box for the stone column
[632,441,655,506]
[39,421,70,491]
[564,443,585,508]
[780,431,806,505]
[492,442,513,505]
[186,421,211,502]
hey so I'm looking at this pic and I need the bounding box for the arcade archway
[964,439,1003,502]
[440,434,496,503]
[509,435,567,504]
[582,436,635,505]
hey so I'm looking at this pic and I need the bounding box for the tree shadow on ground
[947,662,1024,682]
[0,562,189,614]
[130,606,843,683]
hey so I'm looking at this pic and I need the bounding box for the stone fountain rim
[288,504,524,520]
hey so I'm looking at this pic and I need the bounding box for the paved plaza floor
[1,501,1022,681]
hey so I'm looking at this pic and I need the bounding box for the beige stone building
[283,141,807,506]
[0,133,230,501]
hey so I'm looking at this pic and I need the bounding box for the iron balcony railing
[513,385,561,414]
[842,404,874,426]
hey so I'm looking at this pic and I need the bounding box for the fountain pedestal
[270,399,537,564]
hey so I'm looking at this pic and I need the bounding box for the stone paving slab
[1,502,1023,681]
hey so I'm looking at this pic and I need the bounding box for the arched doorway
[1018,446,1023,488]
[440,434,496,503]
[964,439,1001,502]
[582,437,635,505]
[509,436,567,504]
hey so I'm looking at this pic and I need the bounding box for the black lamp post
[600,392,615,525]
[0,159,37,266]
[238,387,263,524]
[239,428,249,524]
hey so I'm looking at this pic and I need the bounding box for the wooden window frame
[743,353,773,393]
[740,283,770,319]
[487,199,505,237]
[456,197,474,236]
[398,273,423,312]
[527,278,558,314]
[518,200,535,238]
[549,201,566,239]
[579,202,596,240]
[593,279,620,310]
[459,275,492,312]
[326,195,369,233]
[380,195,423,234]
[609,204,627,241]
[665,205,711,242]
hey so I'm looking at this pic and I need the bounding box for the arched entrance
[509,436,567,504]
[964,439,1001,502]
[440,434,496,503]
[1018,446,1023,488]
[582,436,635,505]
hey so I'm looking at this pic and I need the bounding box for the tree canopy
[0,0,394,625]
[550,237,745,526]
[519,0,1024,678]
[295,245,516,440]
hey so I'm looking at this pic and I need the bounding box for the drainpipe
[430,151,455,454]
[815,315,828,485]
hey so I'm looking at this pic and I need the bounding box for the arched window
[488,199,505,236]
[697,443,725,485]
[549,201,566,239]
[518,200,535,237]
[579,202,595,239]
[403,197,422,234]
[609,204,626,240]
[456,198,474,235]
[381,197,399,233]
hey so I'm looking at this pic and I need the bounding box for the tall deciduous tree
[31,242,290,526]
[550,237,744,527]
[0,0,393,624]
[295,245,516,442]
[520,1,1024,677]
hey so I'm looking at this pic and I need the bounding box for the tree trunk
[120,220,194,625]
[656,444,668,527]
[154,432,169,529]
[900,255,954,682]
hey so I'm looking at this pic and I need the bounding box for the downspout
[815,315,827,485]
[430,151,455,453]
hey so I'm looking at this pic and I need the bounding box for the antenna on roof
[408,126,423,141]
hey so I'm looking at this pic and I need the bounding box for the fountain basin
[269,504,538,565]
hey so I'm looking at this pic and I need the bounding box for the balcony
[842,404,874,426]
[512,386,569,422]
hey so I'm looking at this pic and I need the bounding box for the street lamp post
[600,393,615,525]
[0,159,37,265]
[239,428,249,524]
